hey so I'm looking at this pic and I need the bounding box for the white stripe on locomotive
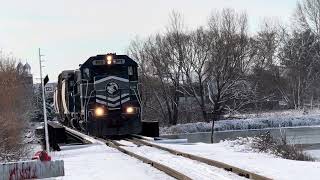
[96,93,130,102]
[96,97,131,107]
[94,76,129,84]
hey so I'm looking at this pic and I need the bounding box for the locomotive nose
[56,54,143,137]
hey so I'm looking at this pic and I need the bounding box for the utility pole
[39,48,50,153]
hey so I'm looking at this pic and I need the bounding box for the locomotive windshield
[93,65,127,76]
[82,65,128,81]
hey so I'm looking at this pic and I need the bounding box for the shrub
[0,59,31,162]
[251,131,314,161]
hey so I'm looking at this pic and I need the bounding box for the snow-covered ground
[49,144,173,180]
[118,140,245,180]
[45,138,243,180]
[37,134,320,180]
[161,110,320,135]
[150,140,320,180]
[27,129,174,180]
[228,109,320,119]
[28,112,320,180]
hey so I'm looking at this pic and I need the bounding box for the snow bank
[306,149,320,160]
[157,140,320,180]
[230,109,320,119]
[161,113,320,135]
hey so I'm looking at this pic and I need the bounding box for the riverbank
[159,139,320,180]
[160,110,320,135]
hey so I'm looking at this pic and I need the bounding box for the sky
[0,0,297,83]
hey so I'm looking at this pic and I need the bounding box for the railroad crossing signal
[44,75,49,86]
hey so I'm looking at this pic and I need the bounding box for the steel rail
[64,129,91,144]
[61,126,270,180]
[103,139,192,180]
[60,128,192,179]
[128,137,272,180]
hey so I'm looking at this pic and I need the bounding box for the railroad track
[65,130,91,144]
[103,139,193,180]
[125,137,271,180]
[63,127,192,179]
[102,137,271,180]
[63,127,271,180]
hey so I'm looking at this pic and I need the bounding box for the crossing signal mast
[38,48,50,153]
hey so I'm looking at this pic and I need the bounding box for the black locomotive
[53,53,143,137]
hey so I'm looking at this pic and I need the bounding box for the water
[163,126,320,150]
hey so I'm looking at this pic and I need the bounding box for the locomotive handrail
[132,83,142,106]
[84,79,89,108]
[71,79,90,108]
[85,90,95,124]
[132,84,143,119]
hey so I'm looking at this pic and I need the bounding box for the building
[34,82,57,102]
[17,62,33,89]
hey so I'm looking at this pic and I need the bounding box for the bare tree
[128,38,169,123]
[181,27,211,122]
[295,0,320,35]
[0,58,30,162]
[252,20,280,69]
[206,9,253,142]
[279,29,320,109]
[292,0,320,109]
[128,6,320,131]
[135,11,189,126]
[249,20,284,109]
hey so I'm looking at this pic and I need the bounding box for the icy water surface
[163,126,320,148]
[163,126,320,159]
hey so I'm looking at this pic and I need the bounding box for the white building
[34,82,57,102]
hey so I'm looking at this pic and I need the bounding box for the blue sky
[0,0,297,82]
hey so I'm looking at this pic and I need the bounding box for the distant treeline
[128,0,320,126]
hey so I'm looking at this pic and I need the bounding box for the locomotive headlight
[126,106,135,114]
[95,107,104,116]
[106,55,113,64]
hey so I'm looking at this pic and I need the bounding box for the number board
[92,60,106,65]
[92,59,125,65]
[114,59,125,64]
